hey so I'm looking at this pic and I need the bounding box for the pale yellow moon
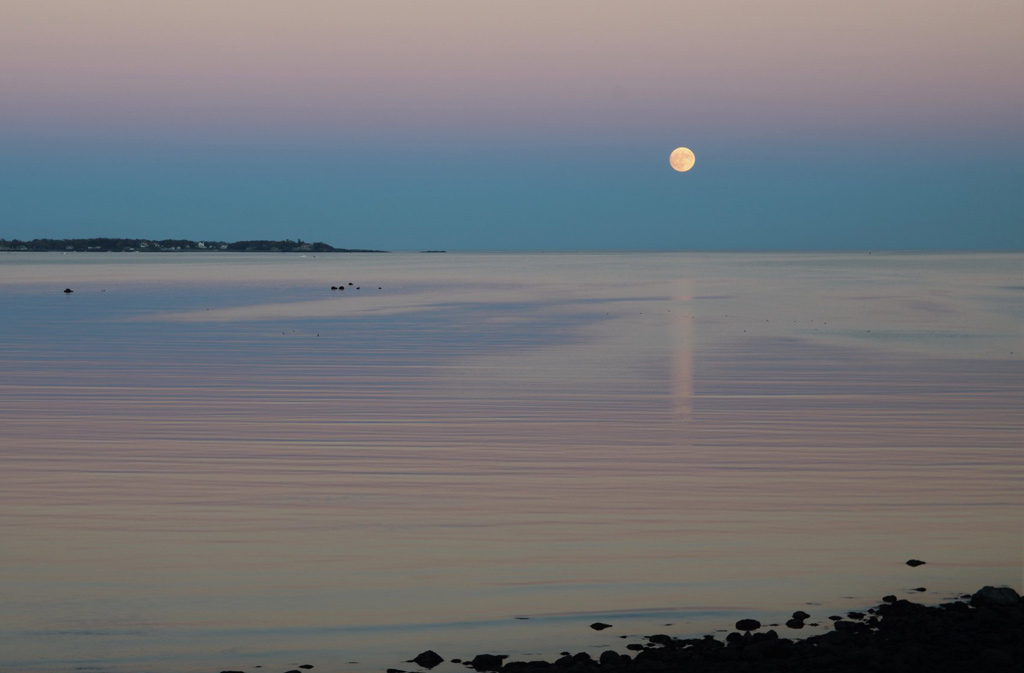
[669,147,696,172]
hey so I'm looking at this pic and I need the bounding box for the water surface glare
[1,252,1021,672]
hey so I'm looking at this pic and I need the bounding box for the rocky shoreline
[393,586,1021,673]
[217,586,1021,673]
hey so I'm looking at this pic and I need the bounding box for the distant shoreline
[0,238,387,253]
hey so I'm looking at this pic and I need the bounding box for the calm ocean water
[1,252,1021,673]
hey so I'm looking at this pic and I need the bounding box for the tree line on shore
[0,238,384,253]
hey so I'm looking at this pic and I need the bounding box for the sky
[1,0,1021,251]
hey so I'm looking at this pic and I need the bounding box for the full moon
[669,147,696,172]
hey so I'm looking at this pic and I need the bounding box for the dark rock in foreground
[457,586,1021,673]
[972,585,1021,607]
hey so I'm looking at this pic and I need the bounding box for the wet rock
[785,618,805,629]
[625,643,644,651]
[735,618,761,632]
[792,610,810,620]
[847,611,865,620]
[63,288,73,293]
[299,667,313,670]
[331,286,338,290]
[913,587,927,592]
[503,661,550,672]
[905,559,926,567]
[410,650,444,669]
[467,653,508,671]
[971,585,1021,607]
[882,595,898,603]
[589,622,612,630]
[567,652,593,665]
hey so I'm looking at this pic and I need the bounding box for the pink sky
[2,1,1021,141]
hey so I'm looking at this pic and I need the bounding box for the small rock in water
[914,587,927,592]
[467,653,508,671]
[883,595,898,603]
[63,288,74,293]
[785,618,805,629]
[735,618,761,632]
[299,666,313,670]
[792,610,811,620]
[409,650,444,669]
[906,559,926,567]
[590,622,613,630]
